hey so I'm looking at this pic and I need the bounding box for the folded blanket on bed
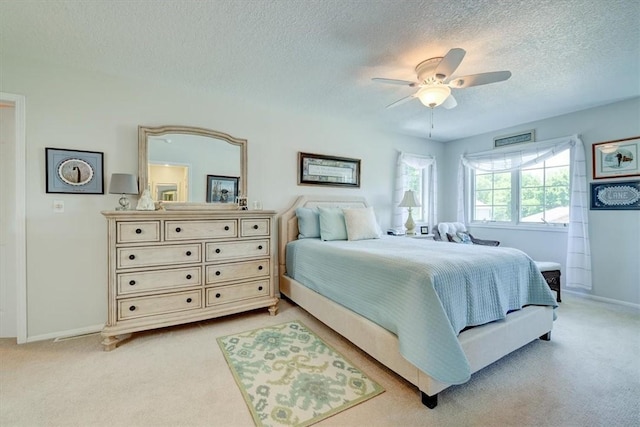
[286,236,557,384]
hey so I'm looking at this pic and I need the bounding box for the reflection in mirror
[138,126,247,207]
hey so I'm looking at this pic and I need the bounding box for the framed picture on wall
[206,175,238,203]
[298,152,361,187]
[592,136,640,179]
[590,180,640,210]
[45,148,104,194]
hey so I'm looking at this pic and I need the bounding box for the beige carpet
[1,295,639,426]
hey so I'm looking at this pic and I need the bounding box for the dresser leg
[268,301,279,316]
[101,335,119,351]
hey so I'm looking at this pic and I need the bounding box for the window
[471,150,570,225]
[404,164,424,221]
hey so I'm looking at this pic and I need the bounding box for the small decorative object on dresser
[101,209,278,350]
[136,188,156,211]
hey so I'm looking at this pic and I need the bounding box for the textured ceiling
[1,0,639,142]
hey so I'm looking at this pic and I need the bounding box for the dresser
[101,209,278,350]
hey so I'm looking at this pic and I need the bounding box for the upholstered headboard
[277,195,369,276]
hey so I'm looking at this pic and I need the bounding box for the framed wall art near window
[419,226,430,235]
[493,130,535,148]
[592,136,639,180]
[298,152,360,187]
[206,175,238,203]
[45,148,104,194]
[590,180,640,210]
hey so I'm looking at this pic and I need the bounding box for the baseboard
[563,289,640,310]
[27,324,104,343]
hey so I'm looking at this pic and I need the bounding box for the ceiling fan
[372,48,512,110]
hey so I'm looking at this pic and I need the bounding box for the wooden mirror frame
[138,125,247,209]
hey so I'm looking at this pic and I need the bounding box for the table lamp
[109,173,138,211]
[398,190,421,235]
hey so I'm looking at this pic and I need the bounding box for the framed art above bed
[298,152,360,187]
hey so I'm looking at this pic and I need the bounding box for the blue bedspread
[285,236,557,384]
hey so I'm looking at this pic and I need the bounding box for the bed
[278,195,556,408]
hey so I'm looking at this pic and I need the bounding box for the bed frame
[278,195,553,408]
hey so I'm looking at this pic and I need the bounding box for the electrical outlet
[53,200,64,213]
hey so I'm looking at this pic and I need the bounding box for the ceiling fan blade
[434,48,466,81]
[448,71,512,88]
[372,78,417,87]
[441,94,457,109]
[385,94,416,109]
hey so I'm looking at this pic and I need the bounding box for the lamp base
[116,195,131,211]
[405,209,417,235]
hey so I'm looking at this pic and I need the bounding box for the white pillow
[342,207,381,241]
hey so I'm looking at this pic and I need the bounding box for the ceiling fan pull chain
[429,108,434,138]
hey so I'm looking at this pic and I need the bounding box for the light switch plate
[53,200,64,213]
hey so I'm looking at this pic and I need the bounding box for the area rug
[217,320,384,427]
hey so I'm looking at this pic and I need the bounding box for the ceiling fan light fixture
[417,85,451,108]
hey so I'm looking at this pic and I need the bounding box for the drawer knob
[258,286,263,291]
[186,251,192,256]
[186,274,192,280]
[258,265,263,270]
[215,248,221,254]
[129,254,135,260]
[176,227,182,232]
[258,245,263,250]
[135,228,142,234]
[129,306,136,311]
[215,293,221,298]
[224,226,229,231]
[253,224,259,230]
[186,298,192,303]
[215,271,221,276]
[129,280,136,286]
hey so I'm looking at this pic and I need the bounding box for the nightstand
[411,234,434,240]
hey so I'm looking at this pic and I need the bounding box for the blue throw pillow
[318,207,348,241]
[295,207,321,239]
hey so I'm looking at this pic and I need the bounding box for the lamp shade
[417,85,451,108]
[398,190,421,208]
[109,173,138,195]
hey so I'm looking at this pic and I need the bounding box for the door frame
[1,92,27,343]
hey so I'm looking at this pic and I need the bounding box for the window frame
[403,163,427,222]
[468,151,571,229]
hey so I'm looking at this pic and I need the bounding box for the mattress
[285,236,557,384]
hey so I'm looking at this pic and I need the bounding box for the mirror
[138,126,247,208]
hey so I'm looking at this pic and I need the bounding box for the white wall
[441,97,640,305]
[2,55,444,339]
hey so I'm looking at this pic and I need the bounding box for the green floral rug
[217,320,384,427]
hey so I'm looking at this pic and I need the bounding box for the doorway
[0,93,26,342]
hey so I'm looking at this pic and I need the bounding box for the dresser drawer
[206,259,270,285]
[117,221,161,243]
[240,219,270,237]
[165,220,237,241]
[205,280,269,306]
[205,239,269,262]
[117,267,202,295]
[118,290,202,320]
[117,244,201,269]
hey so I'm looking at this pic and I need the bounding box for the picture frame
[45,148,104,194]
[592,136,640,180]
[590,180,640,210]
[298,152,361,187]
[493,130,535,149]
[419,226,430,235]
[206,175,239,203]
[156,183,178,202]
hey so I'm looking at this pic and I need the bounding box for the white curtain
[393,152,438,231]
[456,135,592,290]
